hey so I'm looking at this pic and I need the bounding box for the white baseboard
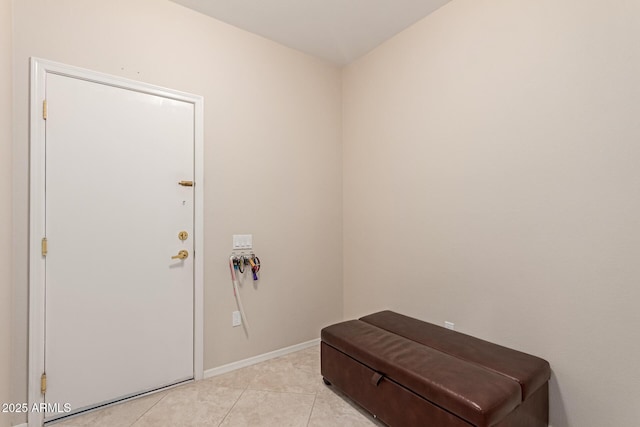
[12,423,27,427]
[204,338,320,379]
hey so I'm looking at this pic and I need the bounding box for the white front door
[42,71,196,421]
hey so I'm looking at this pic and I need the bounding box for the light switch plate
[232,234,253,250]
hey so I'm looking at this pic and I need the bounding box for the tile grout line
[128,391,170,427]
[217,384,249,426]
[249,390,318,396]
[305,391,319,427]
[307,350,321,426]
[245,385,318,396]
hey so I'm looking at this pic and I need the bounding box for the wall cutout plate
[444,321,455,330]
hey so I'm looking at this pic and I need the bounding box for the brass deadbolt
[178,231,188,241]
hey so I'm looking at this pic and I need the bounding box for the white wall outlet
[232,234,253,250]
[232,311,242,327]
[444,321,455,330]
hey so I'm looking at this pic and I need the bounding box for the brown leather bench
[321,311,550,427]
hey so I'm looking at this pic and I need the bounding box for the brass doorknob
[171,250,189,260]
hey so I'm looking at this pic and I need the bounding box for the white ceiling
[170,0,451,65]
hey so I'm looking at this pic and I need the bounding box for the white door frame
[28,57,204,427]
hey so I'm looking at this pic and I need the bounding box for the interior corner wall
[0,1,13,427]
[342,1,640,426]
[12,0,343,420]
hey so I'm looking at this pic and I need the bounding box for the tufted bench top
[321,311,550,427]
[360,311,550,400]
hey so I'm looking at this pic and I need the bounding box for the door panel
[45,73,194,418]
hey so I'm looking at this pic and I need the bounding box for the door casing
[27,57,204,427]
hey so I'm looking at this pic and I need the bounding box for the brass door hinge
[41,372,47,394]
[43,100,48,120]
[178,180,194,187]
[41,237,48,257]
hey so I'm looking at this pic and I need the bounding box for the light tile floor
[54,345,385,427]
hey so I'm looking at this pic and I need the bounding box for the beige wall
[1,0,12,426]
[11,0,343,419]
[343,1,640,426]
[10,1,640,426]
